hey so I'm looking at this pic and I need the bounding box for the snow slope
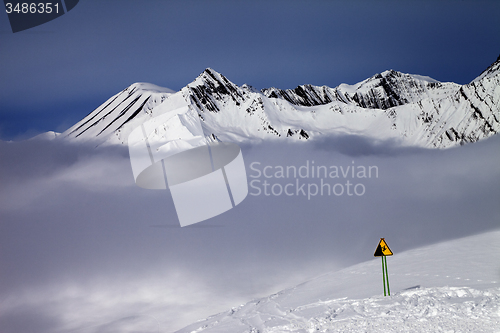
[176,230,500,333]
[61,57,500,149]
[63,83,175,145]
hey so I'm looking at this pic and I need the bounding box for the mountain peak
[472,54,500,82]
[187,68,246,112]
[202,67,219,76]
[378,69,400,77]
[126,82,176,94]
[196,68,230,85]
[199,67,218,80]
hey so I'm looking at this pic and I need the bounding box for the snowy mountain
[63,83,175,144]
[62,57,500,148]
[175,230,500,333]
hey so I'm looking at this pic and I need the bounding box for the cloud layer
[1,135,499,332]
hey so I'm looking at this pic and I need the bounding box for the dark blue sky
[1,0,499,140]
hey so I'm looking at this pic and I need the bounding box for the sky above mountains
[0,0,499,140]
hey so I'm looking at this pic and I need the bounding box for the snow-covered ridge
[61,57,500,148]
[262,69,455,110]
[175,230,500,332]
[28,131,60,141]
[62,83,175,144]
[473,54,500,82]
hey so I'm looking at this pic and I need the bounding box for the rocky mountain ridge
[62,57,500,148]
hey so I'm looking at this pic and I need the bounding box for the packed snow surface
[176,230,500,333]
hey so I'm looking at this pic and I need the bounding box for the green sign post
[374,238,393,296]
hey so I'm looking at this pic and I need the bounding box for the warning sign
[374,238,393,257]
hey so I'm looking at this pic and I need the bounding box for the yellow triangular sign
[374,238,393,256]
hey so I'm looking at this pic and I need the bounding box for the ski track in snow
[268,286,500,333]
[177,230,500,333]
[186,286,500,333]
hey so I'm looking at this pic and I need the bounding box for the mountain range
[62,56,500,148]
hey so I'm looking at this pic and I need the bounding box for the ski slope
[176,230,500,332]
